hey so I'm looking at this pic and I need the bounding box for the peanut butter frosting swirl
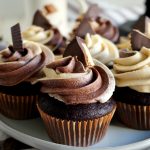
[113,47,150,93]
[37,56,115,104]
[0,41,54,86]
[85,33,119,66]
[23,25,66,54]
[22,25,54,44]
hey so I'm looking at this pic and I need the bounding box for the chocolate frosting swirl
[37,56,115,104]
[90,17,119,43]
[73,16,119,43]
[0,41,54,86]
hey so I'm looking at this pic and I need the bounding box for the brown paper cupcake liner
[117,102,150,130]
[0,93,39,120]
[37,105,116,146]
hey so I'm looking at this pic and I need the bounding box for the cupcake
[23,10,66,56]
[32,4,67,35]
[37,36,116,146]
[112,21,150,129]
[70,4,119,43]
[0,23,54,119]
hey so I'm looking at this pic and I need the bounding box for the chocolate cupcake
[37,36,116,146]
[23,9,67,56]
[112,21,150,129]
[70,4,119,43]
[0,23,54,119]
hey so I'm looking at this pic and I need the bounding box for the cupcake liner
[117,102,150,130]
[0,93,39,120]
[37,105,116,146]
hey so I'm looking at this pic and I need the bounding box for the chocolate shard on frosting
[32,10,52,30]
[75,19,95,37]
[131,29,150,50]
[133,16,146,32]
[11,23,23,52]
[133,16,150,33]
[63,36,94,67]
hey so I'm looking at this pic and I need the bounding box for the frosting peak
[85,33,119,66]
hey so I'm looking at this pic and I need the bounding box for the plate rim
[0,119,150,150]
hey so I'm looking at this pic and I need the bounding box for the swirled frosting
[72,16,119,43]
[112,47,150,93]
[37,56,115,104]
[90,17,119,43]
[0,41,54,86]
[117,36,131,50]
[85,33,119,66]
[22,25,66,55]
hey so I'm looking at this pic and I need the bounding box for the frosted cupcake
[71,4,119,43]
[37,36,116,146]
[0,23,54,119]
[112,22,150,129]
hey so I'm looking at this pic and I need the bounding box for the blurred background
[0,0,145,42]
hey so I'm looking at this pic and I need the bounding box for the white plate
[0,114,150,150]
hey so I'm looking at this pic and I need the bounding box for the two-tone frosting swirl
[89,17,119,43]
[112,47,150,93]
[72,16,119,43]
[37,56,115,104]
[0,41,54,86]
[85,33,119,66]
[22,25,66,55]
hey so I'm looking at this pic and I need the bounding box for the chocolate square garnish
[11,23,23,52]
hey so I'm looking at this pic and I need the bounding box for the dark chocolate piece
[75,19,95,38]
[32,10,52,30]
[113,86,150,106]
[84,4,100,20]
[63,36,88,67]
[119,49,135,58]
[131,29,150,50]
[38,93,116,121]
[11,23,23,52]
[133,16,146,32]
